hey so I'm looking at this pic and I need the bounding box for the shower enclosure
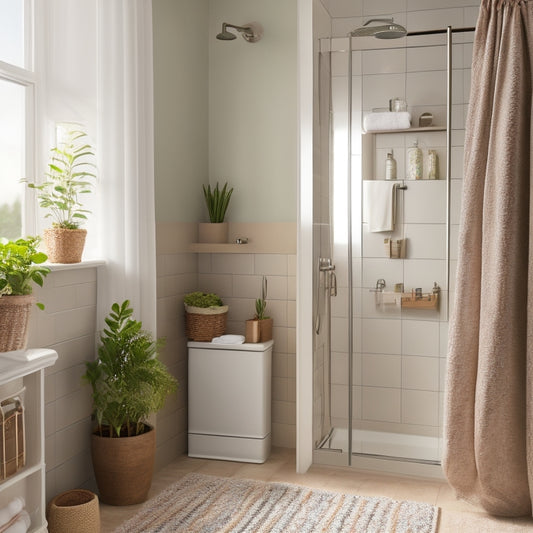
[312,25,475,473]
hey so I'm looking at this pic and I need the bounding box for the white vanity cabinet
[0,349,58,533]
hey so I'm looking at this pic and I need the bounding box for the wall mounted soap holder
[401,282,440,310]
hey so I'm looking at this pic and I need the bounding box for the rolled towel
[363,111,411,132]
[0,499,24,529]
[211,334,245,344]
[2,511,30,533]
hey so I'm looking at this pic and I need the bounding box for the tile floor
[100,448,533,532]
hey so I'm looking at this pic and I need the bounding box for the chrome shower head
[350,18,407,39]
[216,22,263,43]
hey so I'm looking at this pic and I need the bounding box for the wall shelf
[364,126,446,134]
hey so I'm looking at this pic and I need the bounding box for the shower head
[216,22,263,43]
[349,18,407,39]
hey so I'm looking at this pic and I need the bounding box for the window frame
[0,0,36,239]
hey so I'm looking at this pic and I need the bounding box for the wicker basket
[47,489,100,533]
[44,227,87,263]
[0,295,34,352]
[185,305,228,341]
[1,394,25,480]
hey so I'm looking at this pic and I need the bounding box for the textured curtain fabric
[443,0,533,517]
[96,0,157,334]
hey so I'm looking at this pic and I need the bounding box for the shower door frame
[312,25,475,476]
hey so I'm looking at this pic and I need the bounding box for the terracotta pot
[47,489,100,533]
[0,295,34,352]
[43,228,87,263]
[91,424,155,506]
[198,222,228,244]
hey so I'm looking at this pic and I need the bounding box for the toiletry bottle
[385,151,397,180]
[428,149,439,179]
[407,140,423,180]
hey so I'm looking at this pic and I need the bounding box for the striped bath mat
[113,472,439,532]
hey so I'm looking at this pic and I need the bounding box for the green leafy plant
[82,300,177,438]
[26,129,96,229]
[254,298,269,320]
[0,237,50,309]
[202,182,233,223]
[184,291,224,308]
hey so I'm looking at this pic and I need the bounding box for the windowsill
[43,259,106,271]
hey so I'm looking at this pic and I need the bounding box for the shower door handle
[329,271,337,297]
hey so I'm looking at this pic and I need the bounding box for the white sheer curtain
[96,0,157,334]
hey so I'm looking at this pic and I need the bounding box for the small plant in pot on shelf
[199,181,233,244]
[245,276,273,343]
[184,291,228,341]
[82,300,177,506]
[25,127,96,263]
[0,237,50,352]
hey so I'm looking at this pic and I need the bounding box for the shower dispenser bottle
[407,140,423,180]
[385,151,397,180]
[427,149,439,179]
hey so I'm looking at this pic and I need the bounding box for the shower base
[319,427,441,463]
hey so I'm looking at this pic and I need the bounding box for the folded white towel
[363,181,398,232]
[363,111,411,132]
[0,499,24,529]
[2,511,30,533]
[211,335,245,344]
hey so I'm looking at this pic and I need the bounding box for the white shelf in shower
[364,126,446,135]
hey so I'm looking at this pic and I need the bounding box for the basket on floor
[185,305,228,342]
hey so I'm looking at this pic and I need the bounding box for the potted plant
[199,182,233,244]
[26,127,96,263]
[184,291,228,341]
[245,277,273,343]
[82,300,177,506]
[0,237,50,352]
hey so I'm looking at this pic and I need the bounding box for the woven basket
[44,227,87,263]
[47,489,100,533]
[0,295,34,352]
[185,305,228,341]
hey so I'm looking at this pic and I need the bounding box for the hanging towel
[211,335,245,344]
[363,111,411,132]
[363,181,398,232]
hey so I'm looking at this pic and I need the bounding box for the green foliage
[184,291,223,308]
[202,182,233,223]
[82,300,178,438]
[0,199,22,240]
[25,129,96,229]
[254,298,269,320]
[0,237,50,306]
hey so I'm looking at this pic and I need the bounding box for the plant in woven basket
[202,182,233,223]
[184,291,228,341]
[0,236,50,307]
[24,126,96,263]
[0,236,50,352]
[82,300,177,438]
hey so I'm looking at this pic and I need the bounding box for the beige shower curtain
[443,0,533,517]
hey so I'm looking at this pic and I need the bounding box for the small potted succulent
[82,300,177,505]
[245,277,273,343]
[184,291,228,341]
[199,182,233,244]
[0,237,50,351]
[26,127,96,263]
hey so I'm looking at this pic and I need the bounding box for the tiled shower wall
[324,0,480,447]
[198,252,297,448]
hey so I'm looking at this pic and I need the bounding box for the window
[0,0,34,240]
